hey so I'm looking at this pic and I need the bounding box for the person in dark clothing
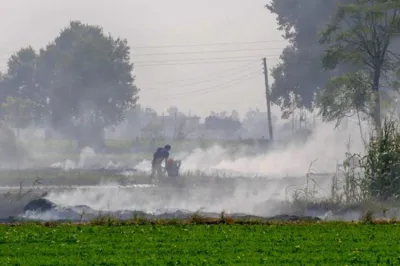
[151,144,171,179]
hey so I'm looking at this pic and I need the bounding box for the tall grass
[363,119,400,201]
[288,118,400,214]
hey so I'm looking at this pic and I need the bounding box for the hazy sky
[0,0,288,118]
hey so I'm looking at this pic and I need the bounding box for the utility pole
[173,111,177,139]
[161,112,165,136]
[263,57,274,141]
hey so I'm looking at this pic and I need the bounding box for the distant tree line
[121,105,285,141]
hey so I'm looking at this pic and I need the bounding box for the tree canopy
[318,0,400,133]
[266,0,400,134]
[266,0,345,112]
[0,21,139,149]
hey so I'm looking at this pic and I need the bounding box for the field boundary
[1,212,399,227]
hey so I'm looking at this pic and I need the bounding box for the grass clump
[363,120,400,201]
[361,210,375,224]
[288,118,400,216]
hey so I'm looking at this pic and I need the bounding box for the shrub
[363,119,400,201]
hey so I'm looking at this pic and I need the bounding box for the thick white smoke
[43,179,297,215]
[50,147,131,171]
[9,108,376,222]
[33,116,369,220]
[179,118,367,177]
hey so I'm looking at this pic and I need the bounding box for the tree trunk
[372,70,382,137]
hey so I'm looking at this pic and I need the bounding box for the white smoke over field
[26,117,369,219]
[3,110,377,221]
[49,147,120,170]
[2,104,369,179]
[41,179,298,215]
[38,114,369,180]
[119,117,368,178]
[178,119,367,177]
[25,172,357,221]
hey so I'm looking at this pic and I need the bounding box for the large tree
[5,47,38,99]
[266,0,352,115]
[37,21,139,149]
[1,47,45,124]
[318,0,400,134]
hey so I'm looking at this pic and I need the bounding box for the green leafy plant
[363,119,400,201]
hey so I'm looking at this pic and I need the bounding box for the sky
[0,0,288,118]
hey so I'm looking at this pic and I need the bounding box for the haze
[0,0,287,117]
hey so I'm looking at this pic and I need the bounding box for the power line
[130,40,287,49]
[0,40,287,60]
[146,62,260,85]
[166,65,262,88]
[135,58,279,67]
[132,47,284,56]
[135,55,262,63]
[163,74,261,100]
[135,56,280,67]
[158,71,262,98]
[148,62,258,84]
[135,60,259,67]
[146,67,262,91]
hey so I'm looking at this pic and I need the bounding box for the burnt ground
[0,169,398,222]
[0,168,142,187]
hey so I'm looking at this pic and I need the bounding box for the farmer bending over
[151,144,171,179]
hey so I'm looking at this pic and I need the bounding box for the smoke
[38,116,368,217]
[4,110,378,221]
[43,110,369,179]
[179,118,367,177]
[49,147,134,171]
[31,175,359,221]
[41,179,292,215]
[37,117,367,218]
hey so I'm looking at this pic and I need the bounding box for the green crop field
[0,222,399,265]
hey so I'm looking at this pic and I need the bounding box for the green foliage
[5,46,38,98]
[341,153,368,204]
[267,0,400,124]
[266,0,344,111]
[38,21,139,130]
[320,0,400,71]
[363,119,400,200]
[361,210,375,224]
[0,47,45,124]
[319,0,400,131]
[0,223,400,265]
[316,71,374,126]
